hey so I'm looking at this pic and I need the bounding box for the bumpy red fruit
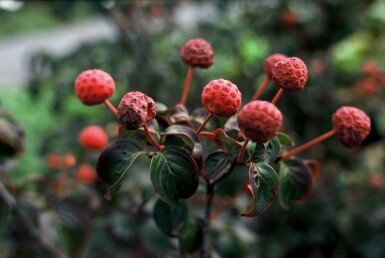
[117,91,156,130]
[271,57,308,90]
[74,69,115,105]
[201,79,241,117]
[237,100,282,144]
[76,164,98,183]
[264,53,287,78]
[332,106,371,148]
[180,38,214,68]
[79,125,109,150]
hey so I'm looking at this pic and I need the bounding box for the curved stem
[104,100,118,117]
[196,113,213,134]
[251,76,270,101]
[179,66,194,106]
[237,138,250,164]
[271,88,284,104]
[143,123,164,150]
[210,189,245,221]
[280,129,336,160]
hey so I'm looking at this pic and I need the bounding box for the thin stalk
[201,184,214,258]
[237,138,250,164]
[0,182,68,258]
[280,129,336,159]
[179,66,194,106]
[271,88,284,104]
[196,113,213,134]
[210,189,245,221]
[251,76,270,101]
[104,100,118,117]
[143,123,164,150]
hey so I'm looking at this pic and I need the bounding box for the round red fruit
[332,106,371,148]
[237,100,282,144]
[271,57,308,90]
[117,91,156,130]
[79,125,109,150]
[74,69,115,105]
[201,79,242,117]
[264,53,287,79]
[76,164,98,183]
[180,38,214,68]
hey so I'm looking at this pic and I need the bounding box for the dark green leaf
[156,102,169,115]
[0,110,24,158]
[179,217,203,255]
[203,151,234,184]
[153,199,188,236]
[191,108,219,131]
[265,137,280,164]
[245,141,266,163]
[96,138,146,200]
[223,116,241,139]
[278,159,313,209]
[276,132,294,147]
[241,162,279,217]
[150,146,199,206]
[212,128,243,155]
[169,104,190,124]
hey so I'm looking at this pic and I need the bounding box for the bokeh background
[1,1,385,257]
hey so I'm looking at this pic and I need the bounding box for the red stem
[104,100,118,117]
[210,189,245,221]
[196,113,213,134]
[179,66,194,106]
[237,138,250,164]
[271,88,284,104]
[280,129,336,159]
[251,76,270,101]
[143,123,164,150]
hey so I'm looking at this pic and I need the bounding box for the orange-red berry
[117,91,156,130]
[76,164,98,183]
[237,100,282,144]
[332,106,371,148]
[201,79,242,117]
[264,53,287,78]
[271,57,308,90]
[79,125,109,150]
[74,69,115,105]
[180,38,214,68]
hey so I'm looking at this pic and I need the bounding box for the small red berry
[237,100,282,144]
[180,38,214,68]
[332,106,371,148]
[117,91,156,130]
[46,153,62,169]
[201,79,242,117]
[263,53,287,78]
[271,57,308,90]
[79,125,109,150]
[76,164,98,183]
[74,69,115,105]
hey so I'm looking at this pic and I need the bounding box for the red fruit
[76,164,98,183]
[201,79,242,117]
[263,53,287,78]
[74,69,115,105]
[271,57,308,90]
[332,106,371,148]
[79,125,109,150]
[237,100,282,144]
[46,153,62,169]
[117,91,156,130]
[180,38,214,68]
[64,153,76,168]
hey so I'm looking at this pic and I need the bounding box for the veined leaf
[153,199,188,236]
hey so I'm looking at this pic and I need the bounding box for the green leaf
[276,132,294,147]
[153,199,188,236]
[191,108,219,131]
[96,138,146,200]
[278,159,313,209]
[265,137,280,164]
[245,141,266,163]
[150,146,199,206]
[156,102,169,115]
[179,217,203,255]
[241,162,279,217]
[0,109,24,159]
[163,125,202,160]
[169,104,190,124]
[203,151,234,184]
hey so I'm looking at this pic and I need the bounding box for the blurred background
[0,0,385,257]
